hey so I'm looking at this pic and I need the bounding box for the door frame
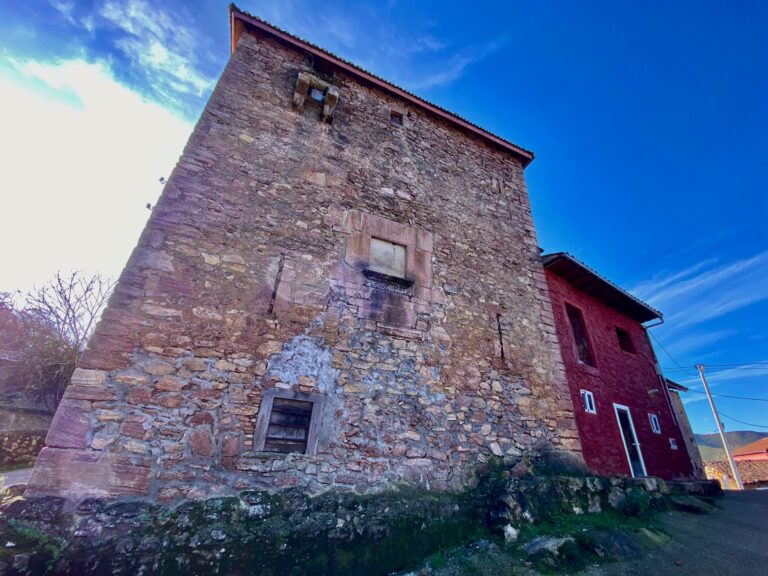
[613,403,647,478]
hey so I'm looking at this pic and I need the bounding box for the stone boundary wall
[0,473,719,576]
[0,429,46,468]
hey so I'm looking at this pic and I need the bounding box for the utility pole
[696,364,744,490]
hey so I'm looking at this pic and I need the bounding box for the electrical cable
[684,390,768,402]
[648,332,697,376]
[718,411,768,429]
[703,362,768,368]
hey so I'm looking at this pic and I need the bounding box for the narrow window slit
[267,253,285,314]
[496,313,505,360]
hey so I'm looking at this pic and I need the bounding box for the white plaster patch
[266,335,339,393]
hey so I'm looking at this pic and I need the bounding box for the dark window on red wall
[616,327,636,353]
[566,303,595,366]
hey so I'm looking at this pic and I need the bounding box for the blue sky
[0,1,766,434]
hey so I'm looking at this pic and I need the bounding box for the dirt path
[583,490,768,575]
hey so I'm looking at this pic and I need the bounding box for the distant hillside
[694,431,768,462]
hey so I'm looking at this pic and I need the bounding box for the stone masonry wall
[27,28,581,500]
[0,429,46,468]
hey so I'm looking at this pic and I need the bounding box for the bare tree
[5,272,114,412]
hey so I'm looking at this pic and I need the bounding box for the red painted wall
[545,270,695,480]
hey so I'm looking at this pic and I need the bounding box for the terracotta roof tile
[705,459,768,486]
[733,437,768,457]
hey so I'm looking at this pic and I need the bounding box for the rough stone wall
[0,429,46,468]
[28,30,581,500]
[668,390,705,479]
[545,269,694,480]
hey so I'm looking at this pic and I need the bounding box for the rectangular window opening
[669,438,678,450]
[566,303,595,366]
[649,413,661,434]
[308,87,325,102]
[369,237,407,279]
[580,389,596,414]
[264,398,313,454]
[390,110,403,126]
[616,327,636,353]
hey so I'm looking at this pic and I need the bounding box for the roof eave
[542,252,663,324]
[228,4,535,168]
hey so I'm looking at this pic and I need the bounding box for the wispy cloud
[97,0,214,98]
[630,249,768,331]
[46,0,215,115]
[630,258,718,302]
[251,0,501,91]
[680,363,768,404]
[666,328,737,357]
[49,0,77,26]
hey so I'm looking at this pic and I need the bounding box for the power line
[648,332,697,375]
[663,363,768,373]
[702,362,768,368]
[718,411,768,429]
[685,389,768,402]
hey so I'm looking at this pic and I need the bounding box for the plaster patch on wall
[266,335,339,393]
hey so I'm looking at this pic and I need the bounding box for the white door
[613,404,647,478]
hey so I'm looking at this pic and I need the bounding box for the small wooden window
[580,389,596,414]
[264,398,313,454]
[566,304,595,366]
[669,438,678,450]
[369,237,406,279]
[616,327,636,353]
[254,390,325,455]
[390,110,403,126]
[649,413,661,434]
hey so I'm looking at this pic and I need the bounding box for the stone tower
[27,6,581,500]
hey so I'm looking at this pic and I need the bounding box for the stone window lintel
[293,71,340,122]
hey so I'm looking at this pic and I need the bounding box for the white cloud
[666,328,737,357]
[48,0,215,108]
[631,250,768,331]
[630,258,718,302]
[0,55,193,294]
[679,363,768,405]
[49,0,76,25]
[97,0,214,99]
[251,0,498,91]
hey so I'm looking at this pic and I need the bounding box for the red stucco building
[543,253,696,480]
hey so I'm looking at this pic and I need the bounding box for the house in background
[543,252,698,480]
[705,460,768,490]
[733,438,768,462]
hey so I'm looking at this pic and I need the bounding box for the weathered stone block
[45,400,91,449]
[189,426,214,457]
[26,448,151,498]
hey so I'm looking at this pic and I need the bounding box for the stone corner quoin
[26,19,582,501]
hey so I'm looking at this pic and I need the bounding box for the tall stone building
[27,6,581,500]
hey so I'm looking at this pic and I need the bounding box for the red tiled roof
[733,438,768,457]
[705,459,768,486]
[229,4,535,168]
